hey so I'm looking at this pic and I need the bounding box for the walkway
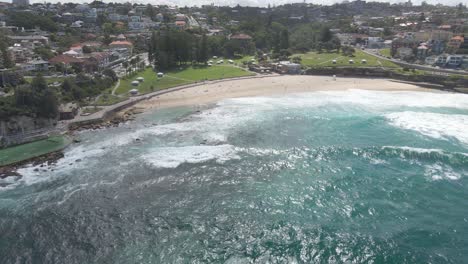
[362,49,468,76]
[64,73,278,127]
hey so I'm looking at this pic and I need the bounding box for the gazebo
[131,81,139,86]
[136,77,144,82]
[157,72,164,78]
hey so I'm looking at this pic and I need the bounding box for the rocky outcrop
[0,116,57,136]
[0,116,57,148]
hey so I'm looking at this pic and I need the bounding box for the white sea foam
[382,146,447,154]
[7,90,468,190]
[141,145,240,168]
[385,112,468,145]
[424,163,462,181]
[221,89,468,110]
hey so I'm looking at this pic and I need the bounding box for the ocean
[1,89,467,263]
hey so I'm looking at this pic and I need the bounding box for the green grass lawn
[115,65,254,95]
[94,94,129,106]
[380,48,392,58]
[297,50,399,68]
[24,76,65,85]
[0,135,70,166]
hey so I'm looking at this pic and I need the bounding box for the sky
[25,0,464,6]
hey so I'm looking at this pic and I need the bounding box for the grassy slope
[380,48,392,58]
[298,50,399,68]
[0,135,70,166]
[24,76,65,84]
[115,65,254,95]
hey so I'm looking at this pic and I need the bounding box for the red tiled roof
[49,54,83,64]
[230,33,253,40]
[109,40,133,46]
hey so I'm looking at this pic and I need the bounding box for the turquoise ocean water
[1,89,467,263]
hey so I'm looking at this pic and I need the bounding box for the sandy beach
[134,75,440,110]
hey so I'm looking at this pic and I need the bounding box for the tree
[319,27,333,43]
[82,45,93,53]
[291,56,302,64]
[31,74,48,93]
[0,38,14,69]
[199,34,208,63]
[102,69,118,82]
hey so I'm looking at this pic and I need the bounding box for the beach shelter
[129,89,138,95]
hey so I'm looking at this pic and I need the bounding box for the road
[362,49,468,76]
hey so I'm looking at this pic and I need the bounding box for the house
[391,37,419,58]
[336,33,368,46]
[435,54,449,66]
[8,35,49,46]
[109,40,133,55]
[128,15,145,30]
[7,45,33,63]
[175,13,186,21]
[108,13,128,22]
[18,59,49,72]
[448,36,464,50]
[85,52,112,71]
[59,103,79,120]
[49,54,84,68]
[175,20,186,30]
[416,44,428,59]
[446,55,463,68]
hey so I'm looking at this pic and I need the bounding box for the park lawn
[232,55,257,66]
[115,65,253,95]
[380,48,392,58]
[169,65,254,81]
[298,50,399,68]
[0,135,70,166]
[94,94,129,106]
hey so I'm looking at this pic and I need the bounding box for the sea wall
[304,67,468,89]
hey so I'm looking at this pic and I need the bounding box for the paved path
[63,73,278,127]
[362,49,468,76]
[111,79,121,96]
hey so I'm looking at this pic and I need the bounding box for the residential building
[18,59,49,72]
[448,36,464,50]
[12,0,29,6]
[109,40,133,55]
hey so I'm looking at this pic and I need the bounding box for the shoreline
[0,75,450,175]
[131,75,444,111]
